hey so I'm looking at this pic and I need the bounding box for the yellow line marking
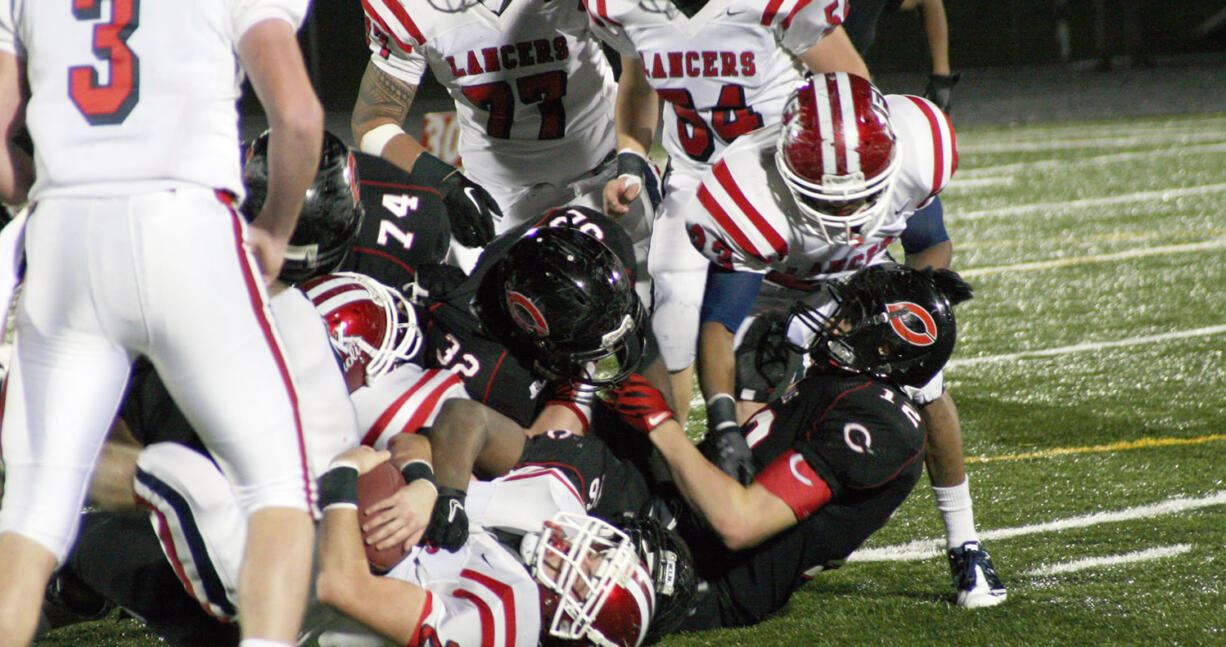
[966,434,1226,464]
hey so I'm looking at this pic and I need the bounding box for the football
[357,459,408,573]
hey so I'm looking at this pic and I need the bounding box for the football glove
[602,373,674,435]
[412,153,498,248]
[616,150,663,211]
[923,73,960,115]
[700,394,754,485]
[422,486,468,552]
[920,266,974,306]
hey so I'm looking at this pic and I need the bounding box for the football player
[0,2,322,645]
[242,129,454,292]
[682,72,1005,608]
[602,263,989,627]
[353,0,653,288]
[588,0,871,424]
[310,442,658,647]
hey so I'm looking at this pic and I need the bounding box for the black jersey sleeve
[342,152,452,291]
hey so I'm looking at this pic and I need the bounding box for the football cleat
[947,541,1007,608]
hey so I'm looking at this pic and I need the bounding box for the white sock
[240,640,294,647]
[932,477,979,550]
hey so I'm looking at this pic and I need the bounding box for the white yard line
[1024,545,1192,577]
[848,491,1226,563]
[950,183,1226,221]
[959,131,1226,154]
[958,142,1226,179]
[947,325,1226,368]
[956,238,1226,278]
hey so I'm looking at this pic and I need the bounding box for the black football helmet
[242,129,364,283]
[790,263,971,388]
[475,226,647,386]
[612,513,698,644]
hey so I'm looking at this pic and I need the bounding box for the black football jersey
[340,152,452,292]
[693,373,927,628]
[516,430,652,521]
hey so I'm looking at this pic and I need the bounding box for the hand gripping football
[357,460,408,573]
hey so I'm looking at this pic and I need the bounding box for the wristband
[318,465,359,511]
[358,123,404,156]
[706,393,739,434]
[401,460,436,486]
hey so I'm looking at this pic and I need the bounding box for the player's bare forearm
[427,399,527,489]
[696,321,738,402]
[801,26,871,80]
[648,418,794,549]
[918,0,952,75]
[351,62,428,172]
[0,54,32,205]
[615,57,659,155]
[905,239,953,271]
[239,19,322,243]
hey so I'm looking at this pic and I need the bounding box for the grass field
[37,112,1226,646]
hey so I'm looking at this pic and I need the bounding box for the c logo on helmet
[886,301,937,346]
[507,290,550,337]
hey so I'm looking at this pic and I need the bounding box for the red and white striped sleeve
[356,366,468,450]
[887,94,958,208]
[361,0,431,83]
[687,136,791,272]
[763,0,847,56]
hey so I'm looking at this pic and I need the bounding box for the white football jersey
[350,363,469,450]
[363,0,617,188]
[0,0,308,200]
[586,0,845,175]
[684,94,956,288]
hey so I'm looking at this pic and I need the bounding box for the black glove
[699,394,754,485]
[413,153,499,248]
[923,73,960,115]
[920,266,974,306]
[422,486,468,552]
[616,150,663,211]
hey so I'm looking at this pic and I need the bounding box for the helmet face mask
[789,264,957,389]
[243,130,365,283]
[524,513,655,647]
[775,73,900,245]
[478,225,647,386]
[301,272,422,392]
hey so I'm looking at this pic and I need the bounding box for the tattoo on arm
[353,63,419,132]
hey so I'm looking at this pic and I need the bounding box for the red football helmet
[300,272,421,392]
[524,513,655,647]
[775,72,900,245]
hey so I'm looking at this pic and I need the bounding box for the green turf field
[36,112,1226,646]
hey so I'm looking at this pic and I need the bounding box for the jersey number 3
[69,0,140,125]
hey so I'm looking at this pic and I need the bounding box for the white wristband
[358,123,405,156]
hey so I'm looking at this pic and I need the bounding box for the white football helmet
[300,272,422,392]
[522,513,656,647]
[775,73,901,245]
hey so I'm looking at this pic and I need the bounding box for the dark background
[242,1,1226,130]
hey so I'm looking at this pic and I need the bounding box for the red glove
[603,373,674,434]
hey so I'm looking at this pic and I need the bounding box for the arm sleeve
[899,196,949,254]
[776,0,848,56]
[754,449,833,520]
[363,0,430,85]
[699,264,764,333]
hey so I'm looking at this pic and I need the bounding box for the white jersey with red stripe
[373,467,590,647]
[684,94,956,289]
[362,0,617,189]
[585,0,846,174]
[0,0,307,201]
[350,363,469,450]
